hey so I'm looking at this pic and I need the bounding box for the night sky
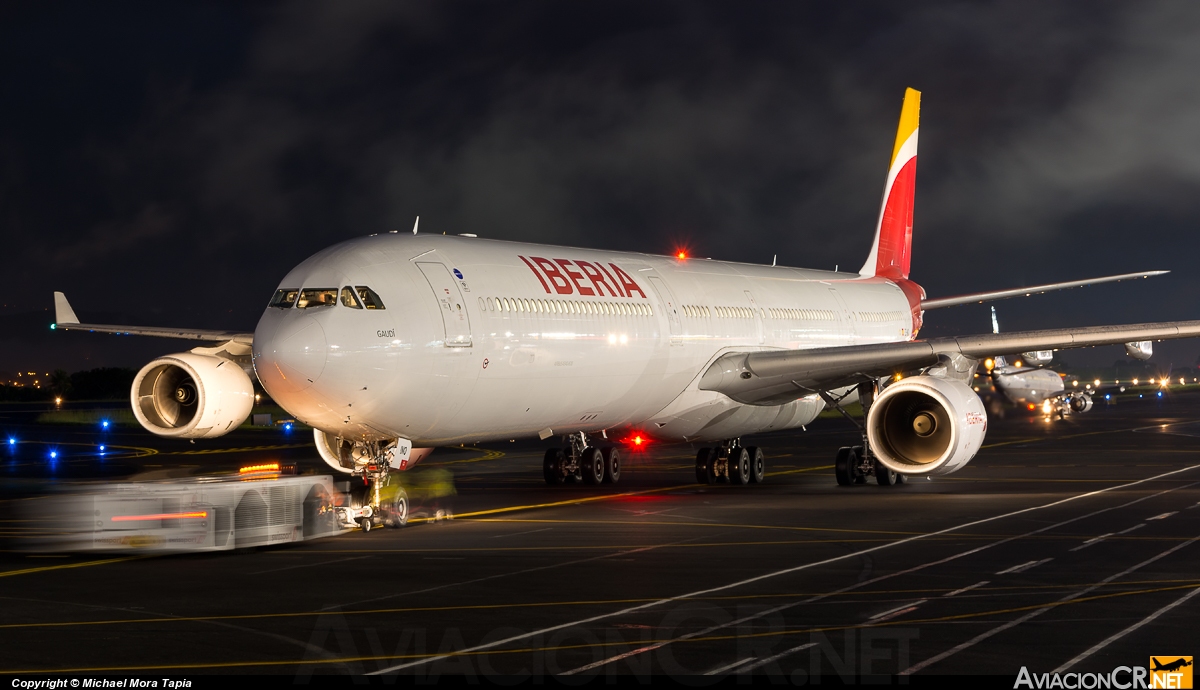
[5,2,1200,374]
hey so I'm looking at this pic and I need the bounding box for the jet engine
[130,353,254,438]
[1068,391,1093,414]
[866,375,987,476]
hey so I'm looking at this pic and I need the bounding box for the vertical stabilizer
[859,88,920,280]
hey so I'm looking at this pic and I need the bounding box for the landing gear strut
[332,439,410,531]
[825,381,905,488]
[544,432,621,486]
[695,440,765,485]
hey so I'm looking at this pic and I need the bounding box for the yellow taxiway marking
[9,582,1197,674]
[0,556,142,579]
[405,464,831,524]
[170,443,311,456]
[425,448,507,466]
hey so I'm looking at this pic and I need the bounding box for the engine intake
[131,353,254,438]
[866,375,987,476]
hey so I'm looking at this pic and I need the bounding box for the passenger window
[341,287,364,309]
[297,288,337,309]
[354,286,386,309]
[269,289,299,309]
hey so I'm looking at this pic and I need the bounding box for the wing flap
[701,320,1200,405]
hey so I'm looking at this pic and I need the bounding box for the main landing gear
[695,440,765,485]
[544,432,621,486]
[824,381,906,488]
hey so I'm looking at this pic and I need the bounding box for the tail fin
[859,88,920,280]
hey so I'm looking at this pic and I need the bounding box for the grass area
[33,404,307,431]
[817,401,862,419]
[35,408,138,426]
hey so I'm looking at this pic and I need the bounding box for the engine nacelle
[314,429,355,474]
[1069,391,1093,414]
[130,353,254,438]
[867,375,988,476]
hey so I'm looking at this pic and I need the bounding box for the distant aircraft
[984,307,1156,418]
[53,88,1200,528]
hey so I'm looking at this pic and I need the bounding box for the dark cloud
[4,1,1200,371]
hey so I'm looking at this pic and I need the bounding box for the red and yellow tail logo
[860,87,920,281]
[1151,656,1193,688]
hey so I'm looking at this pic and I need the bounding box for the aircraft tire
[835,446,853,486]
[874,460,898,486]
[580,447,605,485]
[602,446,621,484]
[543,448,564,486]
[851,446,868,484]
[696,448,713,484]
[360,517,373,533]
[730,447,751,485]
[747,446,765,483]
[385,488,409,527]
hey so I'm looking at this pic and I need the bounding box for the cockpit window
[297,288,338,309]
[340,287,363,309]
[355,286,386,309]
[269,289,299,309]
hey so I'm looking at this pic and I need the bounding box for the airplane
[981,307,1157,418]
[50,87,1200,529]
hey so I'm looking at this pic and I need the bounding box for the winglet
[53,292,80,325]
[860,88,920,280]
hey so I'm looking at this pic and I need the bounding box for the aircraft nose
[258,315,328,391]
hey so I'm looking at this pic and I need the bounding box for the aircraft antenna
[412,216,420,235]
[772,254,777,267]
[991,306,1000,335]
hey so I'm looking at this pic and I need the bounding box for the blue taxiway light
[99,445,106,452]
[7,438,14,445]
[50,323,56,330]
[101,420,110,429]
[1158,391,1164,398]
[49,451,57,459]
[284,423,293,432]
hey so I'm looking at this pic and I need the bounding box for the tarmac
[0,390,1197,681]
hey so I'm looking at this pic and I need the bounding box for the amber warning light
[240,462,281,475]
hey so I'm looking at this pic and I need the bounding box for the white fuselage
[252,235,917,446]
[992,366,1066,407]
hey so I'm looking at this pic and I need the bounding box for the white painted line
[558,474,1200,676]
[1147,511,1177,521]
[1118,523,1145,534]
[704,657,755,676]
[870,603,925,623]
[1070,534,1114,552]
[736,642,819,674]
[869,600,928,621]
[903,534,1200,675]
[943,581,990,598]
[1055,578,1200,671]
[998,558,1052,574]
[369,465,1200,676]
[997,560,1037,575]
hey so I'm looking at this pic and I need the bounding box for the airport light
[1133,379,1139,385]
[49,450,57,459]
[1072,381,1078,387]
[1094,379,1101,387]
[101,419,110,429]
[7,438,14,446]
[98,445,105,452]
[283,423,293,433]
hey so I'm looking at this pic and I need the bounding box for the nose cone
[256,315,328,393]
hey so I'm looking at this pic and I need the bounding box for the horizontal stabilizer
[920,271,1168,310]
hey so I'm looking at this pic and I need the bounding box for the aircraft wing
[699,320,1200,405]
[52,292,254,344]
[920,271,1168,310]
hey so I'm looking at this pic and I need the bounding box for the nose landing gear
[331,441,410,532]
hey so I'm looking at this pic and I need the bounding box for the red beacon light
[621,432,651,451]
[675,250,688,260]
